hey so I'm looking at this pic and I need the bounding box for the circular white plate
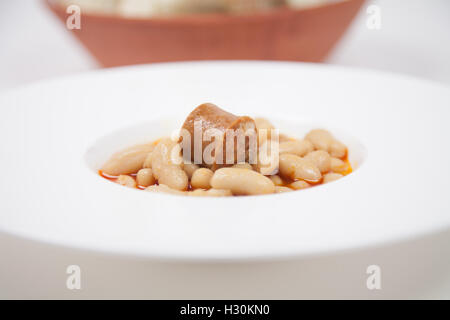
[0,61,449,261]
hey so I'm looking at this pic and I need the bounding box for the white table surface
[0,0,449,299]
[1,0,449,92]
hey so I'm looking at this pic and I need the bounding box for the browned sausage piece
[180,103,257,168]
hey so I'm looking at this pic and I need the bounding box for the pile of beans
[100,117,352,196]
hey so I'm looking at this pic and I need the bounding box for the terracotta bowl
[46,0,364,67]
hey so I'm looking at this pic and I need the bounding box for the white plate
[0,61,449,261]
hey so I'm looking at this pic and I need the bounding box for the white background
[0,0,450,91]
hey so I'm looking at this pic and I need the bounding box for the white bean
[290,180,310,190]
[151,138,188,190]
[279,139,314,157]
[191,168,214,189]
[270,175,284,186]
[143,152,153,168]
[145,184,185,195]
[255,139,279,175]
[323,173,343,183]
[255,117,275,144]
[158,167,189,191]
[136,168,155,187]
[304,150,331,173]
[275,186,293,193]
[183,163,200,179]
[330,140,347,158]
[151,138,182,171]
[102,143,155,175]
[305,129,333,151]
[188,189,232,197]
[232,162,253,170]
[254,117,275,133]
[305,129,347,158]
[211,168,275,195]
[330,157,349,174]
[279,154,322,183]
[117,175,136,188]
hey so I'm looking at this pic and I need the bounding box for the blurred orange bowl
[46,0,364,67]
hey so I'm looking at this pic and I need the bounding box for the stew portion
[100,103,352,196]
